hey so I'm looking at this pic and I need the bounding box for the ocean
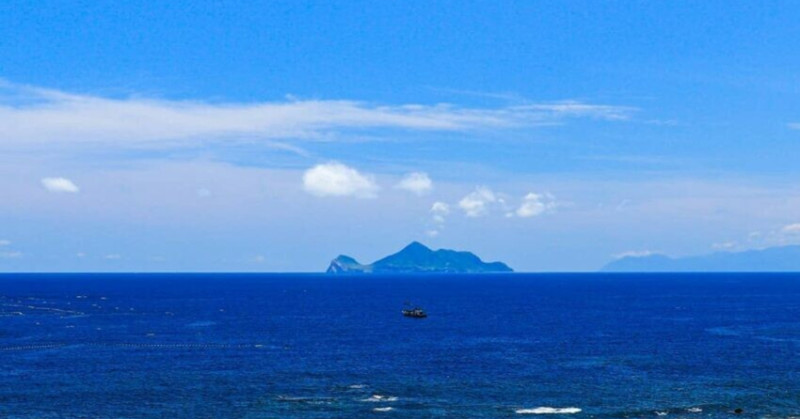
[1,273,799,418]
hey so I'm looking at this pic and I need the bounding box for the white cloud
[426,201,451,237]
[0,239,9,246]
[104,254,121,260]
[0,81,636,147]
[196,188,212,198]
[788,123,800,130]
[0,251,22,259]
[613,250,656,259]
[520,102,635,120]
[395,172,433,195]
[41,177,80,193]
[711,241,738,250]
[457,189,558,219]
[515,192,552,218]
[458,187,496,217]
[302,162,379,198]
[430,201,450,223]
[782,223,800,234]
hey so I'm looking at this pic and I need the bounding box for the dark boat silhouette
[402,306,427,318]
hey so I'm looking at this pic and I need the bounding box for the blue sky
[1,1,800,271]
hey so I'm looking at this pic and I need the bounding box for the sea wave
[276,395,335,405]
[516,407,582,414]
[361,395,398,402]
[186,320,217,328]
[373,407,394,412]
[706,326,742,337]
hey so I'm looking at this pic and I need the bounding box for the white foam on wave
[361,394,398,402]
[349,384,367,389]
[656,411,668,416]
[373,407,394,412]
[516,407,582,415]
[687,407,702,413]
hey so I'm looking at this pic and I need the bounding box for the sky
[2,1,800,272]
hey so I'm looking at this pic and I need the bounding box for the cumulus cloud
[512,192,558,218]
[0,80,636,147]
[782,223,800,234]
[456,188,558,218]
[458,187,497,217]
[430,201,450,223]
[41,177,80,193]
[302,162,379,198]
[395,172,433,195]
[425,201,451,237]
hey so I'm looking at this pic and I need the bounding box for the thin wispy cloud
[0,81,636,147]
[782,223,800,234]
[613,250,658,259]
[711,241,738,251]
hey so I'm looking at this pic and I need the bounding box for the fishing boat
[402,307,427,318]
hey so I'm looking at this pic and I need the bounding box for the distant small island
[326,241,513,274]
[602,245,800,272]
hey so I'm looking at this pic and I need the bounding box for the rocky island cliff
[326,241,513,274]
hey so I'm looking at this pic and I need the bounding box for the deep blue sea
[1,273,800,418]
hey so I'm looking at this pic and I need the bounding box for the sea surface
[1,273,800,418]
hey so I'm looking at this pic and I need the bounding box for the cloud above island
[514,192,557,218]
[458,187,497,217]
[0,80,636,148]
[455,187,557,219]
[302,162,379,198]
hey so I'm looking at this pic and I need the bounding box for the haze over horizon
[2,1,800,272]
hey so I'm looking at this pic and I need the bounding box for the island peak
[326,242,512,274]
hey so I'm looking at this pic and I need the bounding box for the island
[602,245,800,272]
[326,241,513,274]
